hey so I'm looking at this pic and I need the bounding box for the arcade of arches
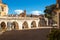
[0,21,19,30]
[0,20,48,30]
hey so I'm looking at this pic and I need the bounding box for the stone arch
[22,21,28,29]
[1,22,6,30]
[38,18,47,27]
[12,21,19,30]
[31,21,36,28]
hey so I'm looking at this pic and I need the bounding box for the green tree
[48,29,60,40]
[44,4,56,19]
[44,4,58,26]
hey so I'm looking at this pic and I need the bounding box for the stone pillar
[36,21,38,28]
[5,22,7,29]
[45,18,48,26]
[28,22,31,29]
[18,22,22,30]
[47,19,48,26]
[57,10,60,29]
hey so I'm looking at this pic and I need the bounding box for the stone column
[18,22,22,30]
[57,10,60,29]
[36,21,38,28]
[47,19,48,26]
[28,22,31,29]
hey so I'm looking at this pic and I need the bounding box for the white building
[0,0,49,31]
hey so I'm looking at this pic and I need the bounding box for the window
[0,6,2,12]
[0,12,1,16]
[2,7,4,11]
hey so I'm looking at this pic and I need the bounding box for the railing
[0,16,39,20]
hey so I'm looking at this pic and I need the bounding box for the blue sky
[2,0,56,15]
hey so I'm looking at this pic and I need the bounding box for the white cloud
[14,10,24,14]
[14,10,44,15]
[31,10,43,15]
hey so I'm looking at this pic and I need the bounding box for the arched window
[2,7,4,11]
[0,6,2,12]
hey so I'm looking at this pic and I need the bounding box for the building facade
[0,0,49,31]
[52,0,60,29]
[0,0,8,16]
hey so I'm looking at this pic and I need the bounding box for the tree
[44,4,58,26]
[44,4,56,19]
[48,29,60,40]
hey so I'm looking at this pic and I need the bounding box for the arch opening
[12,22,19,30]
[22,21,28,29]
[1,22,6,30]
[31,21,36,28]
[38,19,47,27]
